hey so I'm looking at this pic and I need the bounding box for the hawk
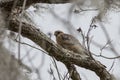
[54,30,90,58]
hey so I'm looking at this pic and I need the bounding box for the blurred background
[0,0,120,80]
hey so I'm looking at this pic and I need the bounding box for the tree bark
[0,0,71,11]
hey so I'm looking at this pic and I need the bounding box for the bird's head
[54,30,63,37]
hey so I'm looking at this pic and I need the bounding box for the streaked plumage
[54,30,89,57]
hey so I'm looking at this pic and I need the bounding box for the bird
[54,30,91,58]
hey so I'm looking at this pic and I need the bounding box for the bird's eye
[57,32,61,34]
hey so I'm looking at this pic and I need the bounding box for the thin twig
[99,22,120,56]
[51,57,61,80]
[86,18,96,58]
[48,33,62,80]
[77,27,86,48]
[18,0,27,62]
[100,40,112,55]
[63,72,69,80]
[14,39,47,53]
[74,7,98,13]
[108,59,115,72]
[48,65,56,80]
[92,53,120,59]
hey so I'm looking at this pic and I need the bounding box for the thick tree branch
[0,0,71,11]
[8,16,113,80]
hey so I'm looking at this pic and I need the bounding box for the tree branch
[8,16,113,80]
[0,0,71,11]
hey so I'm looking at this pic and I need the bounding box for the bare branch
[52,57,62,80]
[13,38,47,53]
[0,0,72,11]
[74,7,98,14]
[98,22,120,56]
[86,18,97,59]
[108,59,115,72]
[77,27,86,48]
[92,53,120,59]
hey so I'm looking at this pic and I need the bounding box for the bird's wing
[60,34,80,45]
